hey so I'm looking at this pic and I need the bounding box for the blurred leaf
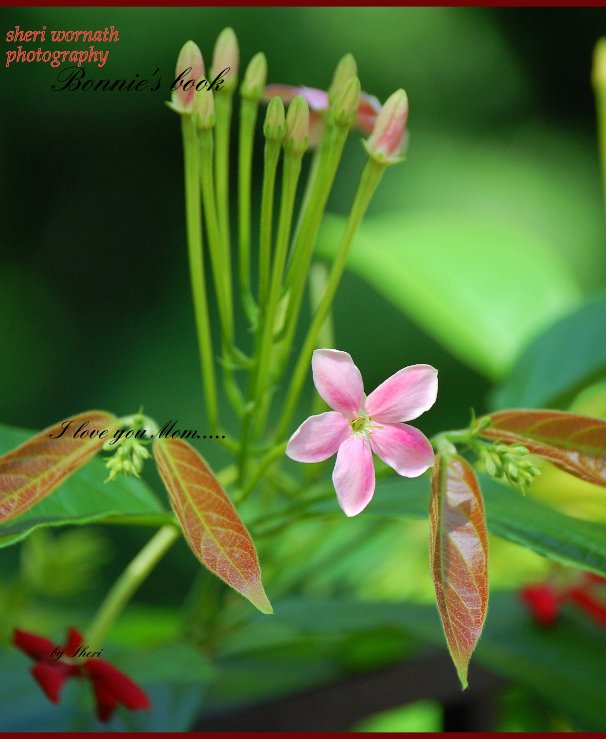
[430,454,488,688]
[317,212,580,379]
[0,422,170,549]
[21,529,110,597]
[309,474,606,578]
[235,593,606,730]
[480,409,606,488]
[481,477,606,580]
[493,295,606,409]
[0,412,116,524]
[153,438,272,614]
[352,700,443,732]
[369,129,605,291]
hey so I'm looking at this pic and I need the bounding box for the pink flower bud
[211,27,239,93]
[364,89,408,164]
[171,40,205,115]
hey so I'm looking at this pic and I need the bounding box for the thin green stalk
[214,93,234,333]
[238,97,260,322]
[291,146,321,243]
[198,127,245,414]
[276,158,386,440]
[258,139,281,308]
[181,116,218,431]
[252,152,304,438]
[593,40,606,220]
[87,525,180,648]
[276,123,350,368]
[236,441,287,502]
[307,263,335,471]
[235,135,281,487]
[198,128,234,346]
[308,262,335,355]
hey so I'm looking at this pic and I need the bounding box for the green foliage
[317,212,579,379]
[0,423,171,549]
[493,294,606,409]
[208,592,606,730]
[352,700,443,732]
[308,475,606,579]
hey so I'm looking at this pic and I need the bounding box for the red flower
[520,584,561,626]
[521,571,606,630]
[13,627,150,723]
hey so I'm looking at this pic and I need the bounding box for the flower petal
[31,662,72,704]
[64,627,84,657]
[521,584,560,627]
[300,86,329,111]
[92,678,120,723]
[370,423,434,477]
[86,658,150,712]
[332,436,375,517]
[263,84,328,112]
[365,364,438,423]
[286,412,351,463]
[356,92,382,133]
[312,349,365,419]
[13,629,57,662]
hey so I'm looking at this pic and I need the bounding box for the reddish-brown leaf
[0,411,117,523]
[153,438,272,614]
[480,409,606,488]
[430,452,489,689]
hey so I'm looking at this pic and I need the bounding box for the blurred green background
[1,7,606,732]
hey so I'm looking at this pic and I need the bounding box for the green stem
[238,97,260,323]
[198,128,234,346]
[214,93,234,331]
[236,138,280,487]
[252,151,304,440]
[596,92,606,216]
[258,139,281,309]
[236,441,287,502]
[87,525,180,648]
[181,116,218,432]
[275,123,350,373]
[308,261,335,352]
[275,158,386,440]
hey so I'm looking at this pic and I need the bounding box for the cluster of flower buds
[521,571,606,629]
[104,436,150,481]
[478,442,541,492]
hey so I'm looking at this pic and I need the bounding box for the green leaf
[0,422,170,548]
[328,475,606,578]
[492,294,606,409]
[316,212,580,379]
[236,593,606,730]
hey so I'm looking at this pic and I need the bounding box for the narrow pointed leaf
[480,409,606,488]
[430,452,489,689]
[153,438,272,614]
[0,411,117,523]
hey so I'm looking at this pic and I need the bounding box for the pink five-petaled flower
[13,627,150,723]
[263,85,381,148]
[286,349,438,517]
